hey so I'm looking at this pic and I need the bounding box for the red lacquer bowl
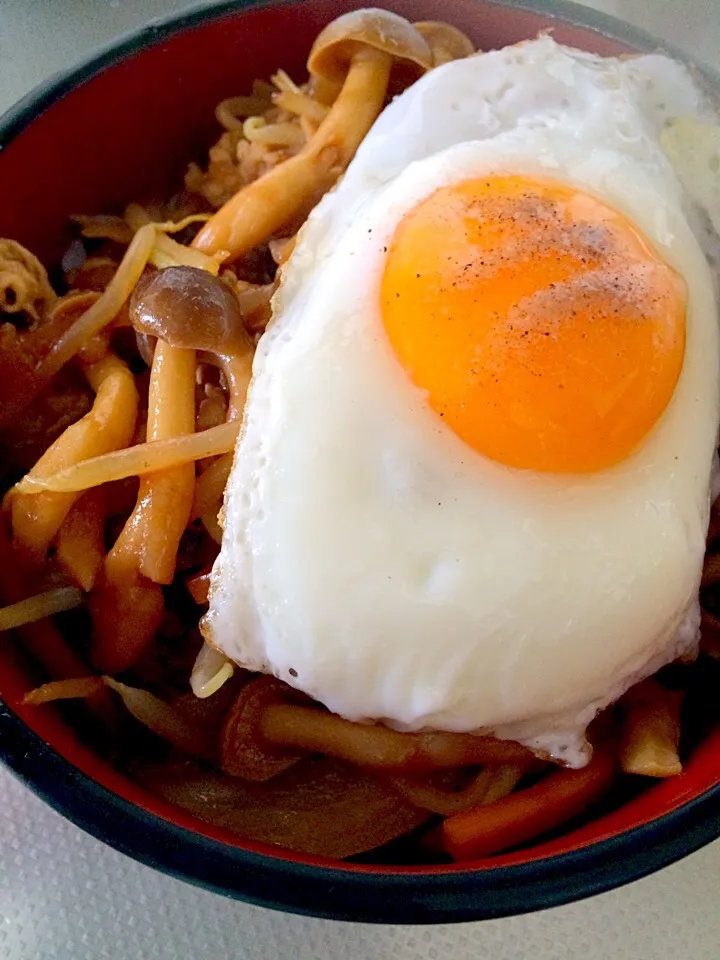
[1,0,719,924]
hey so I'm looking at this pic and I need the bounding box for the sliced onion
[387,766,526,816]
[470,763,530,805]
[103,677,215,758]
[134,756,430,858]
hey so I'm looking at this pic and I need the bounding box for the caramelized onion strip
[11,351,138,560]
[619,679,683,777]
[56,487,107,591]
[104,676,215,758]
[389,762,529,816]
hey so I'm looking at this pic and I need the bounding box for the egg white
[205,38,720,765]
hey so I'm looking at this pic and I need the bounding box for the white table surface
[1,2,720,958]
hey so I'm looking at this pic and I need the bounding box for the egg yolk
[381,175,686,473]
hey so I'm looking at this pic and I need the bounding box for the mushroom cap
[220,676,306,781]
[129,265,251,355]
[414,20,476,66]
[308,8,433,85]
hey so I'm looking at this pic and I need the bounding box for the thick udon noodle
[1,10,719,862]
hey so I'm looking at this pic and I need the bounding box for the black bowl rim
[1,0,720,925]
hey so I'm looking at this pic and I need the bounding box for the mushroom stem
[308,73,344,107]
[135,341,197,585]
[193,46,392,260]
[216,352,253,422]
[259,703,532,773]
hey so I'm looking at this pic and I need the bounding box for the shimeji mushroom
[306,7,432,103]
[220,676,532,781]
[414,20,476,66]
[192,9,433,262]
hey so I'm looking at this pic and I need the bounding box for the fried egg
[204,36,720,766]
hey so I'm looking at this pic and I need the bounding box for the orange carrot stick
[440,737,618,861]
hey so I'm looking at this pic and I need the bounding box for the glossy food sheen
[381,174,686,473]
[206,37,720,767]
